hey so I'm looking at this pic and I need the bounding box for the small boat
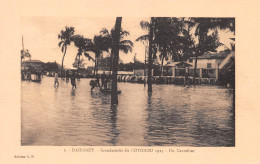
[100,89,121,94]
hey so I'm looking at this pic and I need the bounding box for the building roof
[23,60,44,63]
[164,61,192,67]
[195,50,232,59]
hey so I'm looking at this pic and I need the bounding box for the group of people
[53,71,111,91]
[54,71,77,89]
[21,70,43,81]
[90,72,111,92]
[21,71,31,81]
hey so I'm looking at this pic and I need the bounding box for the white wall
[192,58,220,69]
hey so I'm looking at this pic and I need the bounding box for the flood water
[21,76,235,146]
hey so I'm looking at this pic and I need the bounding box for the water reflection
[108,105,119,145]
[21,76,234,146]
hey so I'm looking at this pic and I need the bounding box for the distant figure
[21,71,25,80]
[37,70,41,81]
[27,71,31,81]
[184,71,190,88]
[101,71,106,88]
[71,72,76,89]
[96,75,101,88]
[90,75,101,92]
[90,80,96,92]
[54,72,59,87]
[66,71,70,83]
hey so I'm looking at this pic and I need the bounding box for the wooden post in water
[111,17,122,105]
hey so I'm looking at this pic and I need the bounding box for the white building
[188,51,232,69]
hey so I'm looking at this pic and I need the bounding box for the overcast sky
[21,17,234,69]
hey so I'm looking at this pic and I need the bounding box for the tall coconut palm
[58,26,75,76]
[111,17,122,105]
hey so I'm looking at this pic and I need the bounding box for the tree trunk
[160,57,164,77]
[144,46,147,87]
[147,17,154,92]
[77,55,80,79]
[77,55,80,70]
[96,56,99,75]
[193,55,198,85]
[93,56,97,76]
[110,51,113,74]
[111,17,122,105]
[61,47,67,78]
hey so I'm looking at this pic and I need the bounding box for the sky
[21,17,234,69]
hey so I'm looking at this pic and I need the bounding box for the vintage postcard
[0,0,260,163]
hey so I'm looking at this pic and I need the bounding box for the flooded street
[21,76,235,146]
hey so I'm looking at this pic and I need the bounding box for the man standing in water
[71,72,76,89]
[54,71,59,87]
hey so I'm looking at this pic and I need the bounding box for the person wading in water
[90,75,101,92]
[54,71,59,87]
[71,72,76,89]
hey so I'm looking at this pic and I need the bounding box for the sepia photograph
[20,17,235,146]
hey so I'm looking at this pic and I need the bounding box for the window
[189,58,193,63]
[207,63,211,68]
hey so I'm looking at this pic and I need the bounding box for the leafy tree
[43,62,59,72]
[188,18,235,83]
[21,49,31,62]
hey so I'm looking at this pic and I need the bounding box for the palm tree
[58,26,75,77]
[136,18,155,92]
[21,36,31,62]
[111,17,122,105]
[99,27,133,73]
[84,35,110,75]
[71,35,93,71]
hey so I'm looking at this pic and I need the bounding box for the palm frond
[120,40,133,47]
[120,30,130,37]
[62,45,65,53]
[119,45,132,53]
[84,52,95,61]
[136,35,149,42]
[100,28,109,35]
[140,21,150,30]
[58,41,64,47]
